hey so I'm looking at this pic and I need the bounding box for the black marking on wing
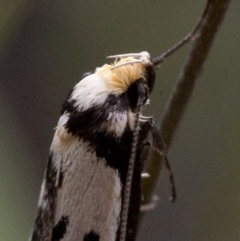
[30,152,58,241]
[52,215,69,241]
[83,230,100,241]
[64,93,128,137]
[57,170,64,188]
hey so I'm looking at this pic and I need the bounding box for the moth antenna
[107,52,144,59]
[107,51,151,67]
[120,91,145,241]
[110,60,142,70]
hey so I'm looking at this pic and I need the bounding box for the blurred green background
[0,1,239,240]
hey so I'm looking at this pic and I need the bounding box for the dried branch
[140,0,231,223]
[160,0,231,146]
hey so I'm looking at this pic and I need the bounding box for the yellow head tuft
[96,57,147,94]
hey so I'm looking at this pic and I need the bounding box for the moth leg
[140,195,159,212]
[139,117,176,202]
[139,115,153,123]
[138,119,153,171]
[150,123,176,202]
[139,141,159,212]
[140,140,152,178]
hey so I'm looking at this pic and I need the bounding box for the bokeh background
[0,1,239,240]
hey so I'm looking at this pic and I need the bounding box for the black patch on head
[126,80,141,111]
[125,78,149,112]
[52,216,69,241]
[30,152,58,241]
[145,64,156,93]
[83,230,100,241]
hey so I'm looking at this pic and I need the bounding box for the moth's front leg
[139,117,176,203]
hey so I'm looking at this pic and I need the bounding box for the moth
[30,51,175,241]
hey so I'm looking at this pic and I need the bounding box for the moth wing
[50,115,122,241]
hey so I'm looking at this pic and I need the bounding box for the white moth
[30,52,171,241]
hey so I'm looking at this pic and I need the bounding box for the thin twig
[161,0,231,147]
[152,0,211,66]
[140,0,231,224]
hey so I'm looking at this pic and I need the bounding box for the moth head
[95,51,155,96]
